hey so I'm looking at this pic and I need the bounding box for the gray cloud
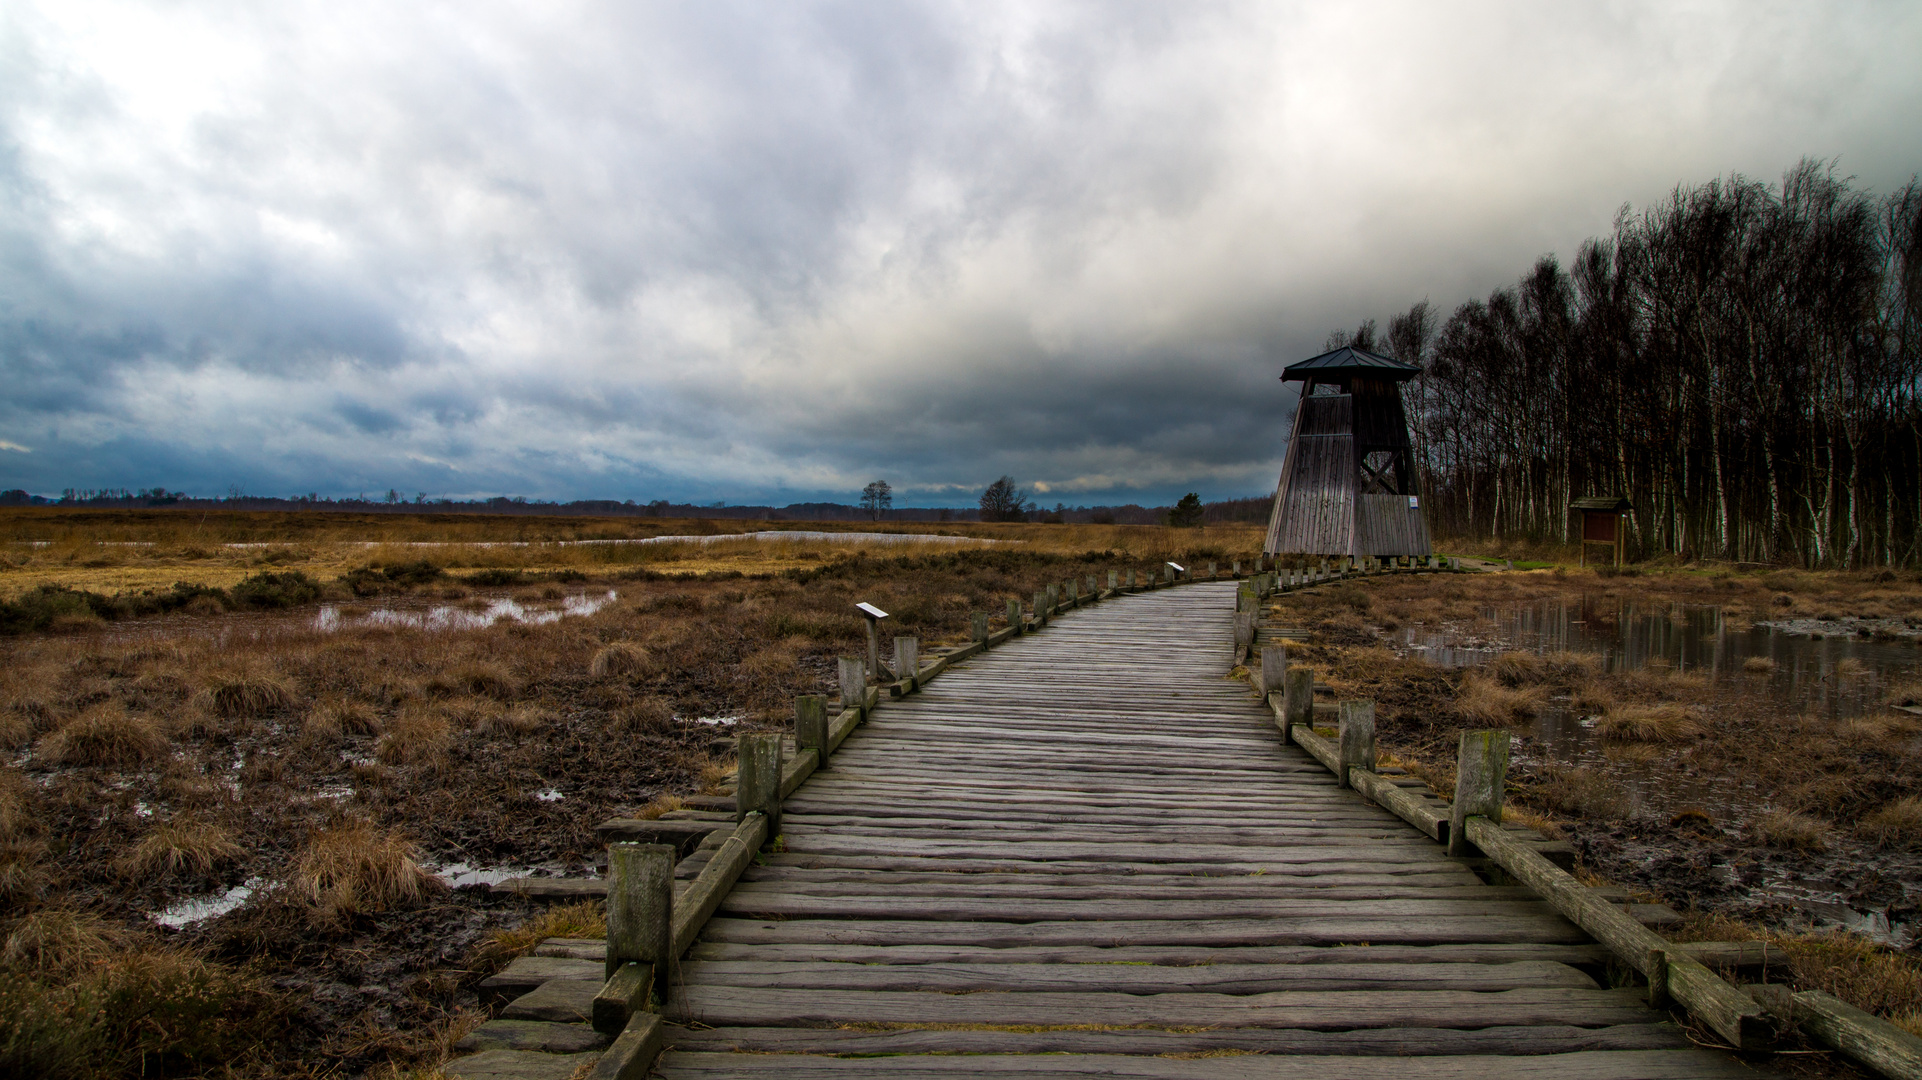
[1,1,1918,505]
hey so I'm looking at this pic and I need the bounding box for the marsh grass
[198,670,294,719]
[1596,703,1706,743]
[1454,670,1546,725]
[35,704,169,768]
[589,641,654,678]
[473,899,605,972]
[1752,809,1830,851]
[1857,796,1922,847]
[291,819,445,926]
[116,818,243,879]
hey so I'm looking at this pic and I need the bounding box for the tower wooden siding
[1263,348,1432,559]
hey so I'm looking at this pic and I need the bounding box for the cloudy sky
[2,2,1918,507]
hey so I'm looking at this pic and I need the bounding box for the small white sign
[1407,495,1420,508]
[854,602,889,620]
[1166,562,1185,573]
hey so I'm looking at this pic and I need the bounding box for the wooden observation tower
[1263,346,1432,560]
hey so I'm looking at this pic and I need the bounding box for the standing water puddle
[1394,600,1922,944]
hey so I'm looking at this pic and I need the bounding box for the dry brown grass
[305,698,382,740]
[472,899,605,971]
[377,709,452,766]
[1743,655,1777,674]
[1596,703,1706,743]
[34,704,169,768]
[631,794,684,820]
[1488,650,1546,686]
[0,769,35,842]
[291,818,445,925]
[589,641,654,678]
[1857,796,1922,848]
[431,660,518,699]
[115,818,243,878]
[476,702,552,738]
[197,670,294,719]
[1752,809,1829,851]
[1887,678,1922,708]
[1454,670,1546,725]
[1,908,135,976]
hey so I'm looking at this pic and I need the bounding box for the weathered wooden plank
[715,893,1565,923]
[681,940,1612,967]
[698,915,1592,948]
[655,1049,1754,1079]
[661,1023,1689,1057]
[664,985,1661,1029]
[675,959,1599,993]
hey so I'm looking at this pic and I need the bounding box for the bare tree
[978,476,1029,522]
[1377,161,1918,567]
[859,481,893,521]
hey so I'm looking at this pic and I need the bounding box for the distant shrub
[229,571,320,609]
[339,560,443,596]
[467,568,526,586]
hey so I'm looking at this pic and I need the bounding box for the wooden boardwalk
[654,582,1754,1078]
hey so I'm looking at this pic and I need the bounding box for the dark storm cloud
[0,1,1918,505]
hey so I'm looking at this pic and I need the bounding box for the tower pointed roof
[1282,346,1422,383]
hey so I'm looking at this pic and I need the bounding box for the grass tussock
[305,698,382,740]
[35,704,169,768]
[1857,796,1922,848]
[431,660,518,699]
[292,819,445,925]
[376,709,452,766]
[1743,655,1777,674]
[198,670,294,719]
[1454,670,1546,725]
[1596,704,1706,743]
[589,641,654,678]
[115,818,243,879]
[1752,809,1829,851]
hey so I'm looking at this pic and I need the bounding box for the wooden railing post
[605,841,672,983]
[1449,729,1510,856]
[838,657,867,718]
[1006,597,1022,635]
[1259,644,1287,700]
[737,732,782,836]
[794,694,829,769]
[1032,589,1047,627]
[971,612,989,644]
[893,635,919,690]
[1337,700,1375,789]
[1231,560,1241,577]
[1281,667,1313,743]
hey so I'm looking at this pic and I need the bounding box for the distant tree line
[0,485,1265,527]
[1346,160,1922,567]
